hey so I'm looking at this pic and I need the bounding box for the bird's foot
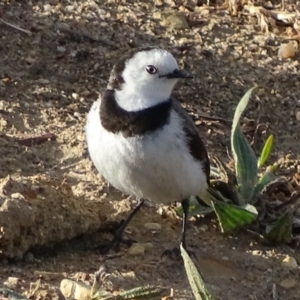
[161,246,197,260]
[97,219,137,254]
[96,199,145,254]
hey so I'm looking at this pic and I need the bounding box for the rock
[198,225,208,232]
[296,111,300,122]
[0,175,104,259]
[56,22,71,32]
[252,250,263,256]
[281,256,298,270]
[144,223,162,231]
[278,43,295,58]
[43,4,52,12]
[128,243,145,256]
[60,279,91,300]
[158,11,190,30]
[72,93,79,100]
[279,278,296,289]
[140,242,153,251]
[3,277,19,289]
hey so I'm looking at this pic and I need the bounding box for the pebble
[158,11,190,30]
[128,243,145,256]
[81,90,91,97]
[4,277,19,289]
[278,43,295,58]
[140,242,153,251]
[37,79,50,84]
[198,225,208,232]
[57,46,66,53]
[296,111,300,122]
[43,4,52,12]
[279,278,296,289]
[11,193,25,200]
[0,100,6,110]
[281,255,298,270]
[252,250,263,256]
[66,5,74,13]
[56,22,71,32]
[60,279,90,300]
[155,0,163,6]
[144,223,161,231]
[72,93,79,100]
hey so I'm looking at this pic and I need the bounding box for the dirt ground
[1,0,300,299]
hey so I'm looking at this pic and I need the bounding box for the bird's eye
[146,65,158,75]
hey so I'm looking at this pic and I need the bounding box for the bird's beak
[160,69,193,79]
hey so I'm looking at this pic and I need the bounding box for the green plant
[177,87,295,242]
[230,87,277,206]
[90,267,166,300]
[180,244,214,300]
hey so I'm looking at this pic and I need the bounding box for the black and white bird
[86,47,213,254]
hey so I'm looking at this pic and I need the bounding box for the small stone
[159,11,190,30]
[98,9,106,15]
[140,242,153,251]
[57,46,66,53]
[157,207,164,216]
[56,22,71,32]
[198,225,208,232]
[66,5,74,12]
[60,279,91,300]
[0,100,6,110]
[43,4,52,12]
[252,250,263,256]
[72,93,79,100]
[278,43,295,58]
[11,193,25,200]
[128,243,145,256]
[296,111,300,121]
[281,255,298,270]
[81,90,91,97]
[155,0,163,6]
[144,223,161,231]
[4,277,20,289]
[37,79,50,84]
[279,278,296,289]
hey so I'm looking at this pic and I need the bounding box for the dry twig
[0,18,31,35]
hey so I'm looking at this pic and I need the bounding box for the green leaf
[176,196,214,217]
[95,286,166,300]
[252,171,276,201]
[265,210,293,244]
[180,244,215,300]
[115,286,165,300]
[231,87,258,204]
[212,201,257,232]
[258,135,274,168]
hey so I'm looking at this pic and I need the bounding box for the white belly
[86,99,208,204]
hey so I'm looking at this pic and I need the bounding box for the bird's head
[108,48,192,111]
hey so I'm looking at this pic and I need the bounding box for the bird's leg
[97,199,145,254]
[162,198,196,259]
[181,198,190,250]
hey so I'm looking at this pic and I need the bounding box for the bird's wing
[172,99,210,184]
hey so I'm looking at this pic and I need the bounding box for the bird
[86,47,213,255]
